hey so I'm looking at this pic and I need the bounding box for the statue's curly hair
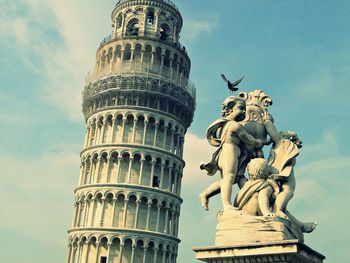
[247,158,270,180]
[221,96,245,117]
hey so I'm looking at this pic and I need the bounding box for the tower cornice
[112,0,183,31]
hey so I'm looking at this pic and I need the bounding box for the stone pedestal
[216,210,304,245]
[193,210,324,263]
[193,240,325,263]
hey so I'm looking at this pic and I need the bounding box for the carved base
[193,240,325,263]
[215,210,304,246]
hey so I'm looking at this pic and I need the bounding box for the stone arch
[108,151,119,183]
[163,49,171,68]
[123,114,135,143]
[137,196,149,230]
[145,240,156,262]
[122,238,133,262]
[148,197,159,231]
[144,44,152,64]
[125,194,137,228]
[96,236,109,263]
[114,113,124,143]
[134,43,142,62]
[134,239,145,263]
[146,8,155,24]
[125,17,140,36]
[114,193,126,227]
[102,114,113,143]
[154,47,162,66]
[92,192,103,226]
[116,13,123,29]
[130,153,141,184]
[97,151,108,183]
[134,114,145,144]
[109,236,121,262]
[160,23,171,41]
[119,152,131,183]
[123,43,132,61]
[104,192,115,227]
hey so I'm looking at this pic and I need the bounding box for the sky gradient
[1,0,349,262]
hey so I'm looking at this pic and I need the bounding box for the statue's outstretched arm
[234,123,264,147]
[264,119,282,145]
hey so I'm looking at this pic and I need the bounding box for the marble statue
[200,96,267,211]
[199,88,317,244]
[234,158,279,217]
[194,85,325,263]
[200,90,272,211]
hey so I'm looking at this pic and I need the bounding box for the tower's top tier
[112,0,183,44]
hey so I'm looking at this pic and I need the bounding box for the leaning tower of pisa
[66,1,195,262]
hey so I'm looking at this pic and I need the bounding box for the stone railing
[85,62,196,99]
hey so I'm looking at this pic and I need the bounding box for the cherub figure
[234,158,279,216]
[200,96,266,211]
[234,158,316,233]
[263,112,316,232]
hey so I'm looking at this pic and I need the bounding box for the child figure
[200,96,266,211]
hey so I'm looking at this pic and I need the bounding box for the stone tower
[66,0,195,262]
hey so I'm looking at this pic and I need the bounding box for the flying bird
[221,74,244,93]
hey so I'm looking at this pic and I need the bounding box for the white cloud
[182,17,219,42]
[0,0,112,121]
[0,145,80,249]
[183,133,214,183]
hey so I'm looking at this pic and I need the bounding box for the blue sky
[1,0,349,262]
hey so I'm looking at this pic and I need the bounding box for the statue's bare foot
[301,222,317,233]
[223,204,234,211]
[199,192,209,210]
[275,210,289,220]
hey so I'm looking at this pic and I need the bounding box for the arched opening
[134,115,145,144]
[138,196,148,229]
[122,239,133,262]
[98,152,108,183]
[160,23,170,41]
[126,195,137,228]
[110,237,121,262]
[109,151,119,183]
[149,199,158,231]
[130,154,141,184]
[126,18,140,36]
[123,44,132,61]
[123,115,135,143]
[117,14,123,29]
[104,193,114,226]
[144,45,152,65]
[119,153,131,183]
[135,240,145,262]
[146,9,155,24]
[114,194,125,227]
[134,43,142,62]
[98,237,109,263]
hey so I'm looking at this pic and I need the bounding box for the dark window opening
[146,10,155,24]
[160,28,168,40]
[117,15,123,28]
[153,176,160,188]
[100,256,107,263]
[126,19,140,36]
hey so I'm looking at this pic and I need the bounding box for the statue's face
[227,101,246,121]
[282,132,303,148]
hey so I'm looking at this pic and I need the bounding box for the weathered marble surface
[215,210,303,246]
[194,240,325,263]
